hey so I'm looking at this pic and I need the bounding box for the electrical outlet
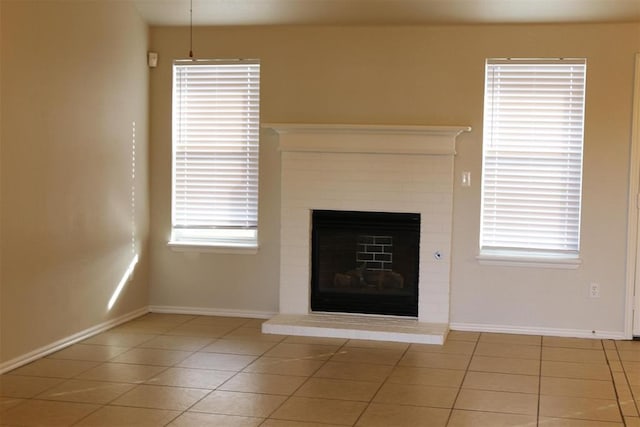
[589,282,600,298]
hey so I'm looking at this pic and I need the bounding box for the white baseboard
[0,306,149,375]
[148,305,276,319]
[449,322,627,340]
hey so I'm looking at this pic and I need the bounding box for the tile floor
[1,313,640,426]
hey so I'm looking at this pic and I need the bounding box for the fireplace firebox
[311,210,420,317]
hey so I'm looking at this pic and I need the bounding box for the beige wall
[149,23,640,335]
[1,8,636,367]
[0,1,149,365]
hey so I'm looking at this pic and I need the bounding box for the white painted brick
[280,227,311,246]
[280,246,310,268]
[277,128,461,324]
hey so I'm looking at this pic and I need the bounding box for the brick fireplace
[261,124,470,344]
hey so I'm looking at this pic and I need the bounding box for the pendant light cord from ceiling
[189,0,194,58]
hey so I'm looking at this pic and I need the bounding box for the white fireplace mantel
[264,123,471,156]
[262,123,471,344]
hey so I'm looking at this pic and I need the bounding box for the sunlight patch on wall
[107,253,139,311]
[107,121,139,312]
[131,121,137,255]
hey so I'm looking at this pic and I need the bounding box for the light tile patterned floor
[1,314,639,426]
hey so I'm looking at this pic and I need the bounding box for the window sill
[477,251,581,269]
[167,240,259,255]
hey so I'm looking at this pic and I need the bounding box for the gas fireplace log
[333,269,404,289]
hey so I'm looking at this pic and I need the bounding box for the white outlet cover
[589,283,600,298]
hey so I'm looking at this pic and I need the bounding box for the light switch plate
[461,171,471,187]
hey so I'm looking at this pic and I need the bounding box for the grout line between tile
[109,314,261,426]
[254,337,351,425]
[347,339,412,427]
[443,331,481,426]
[6,316,640,427]
[604,339,631,425]
[77,314,247,426]
[536,335,542,427]
[612,339,640,422]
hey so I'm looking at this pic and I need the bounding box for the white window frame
[478,58,586,268]
[168,59,260,253]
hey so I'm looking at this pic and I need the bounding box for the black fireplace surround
[311,210,420,317]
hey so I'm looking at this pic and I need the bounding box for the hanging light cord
[189,0,194,58]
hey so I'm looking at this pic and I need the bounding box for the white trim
[449,322,626,340]
[0,307,149,374]
[263,123,471,136]
[167,241,259,255]
[476,253,581,269]
[174,58,261,66]
[263,123,471,156]
[148,305,275,319]
[626,53,640,338]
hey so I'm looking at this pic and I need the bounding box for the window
[170,60,260,249]
[479,58,586,262]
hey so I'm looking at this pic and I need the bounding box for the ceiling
[133,0,640,26]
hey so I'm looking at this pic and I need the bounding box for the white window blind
[171,60,260,246]
[480,59,586,257]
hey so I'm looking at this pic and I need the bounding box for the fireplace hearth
[311,210,420,317]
